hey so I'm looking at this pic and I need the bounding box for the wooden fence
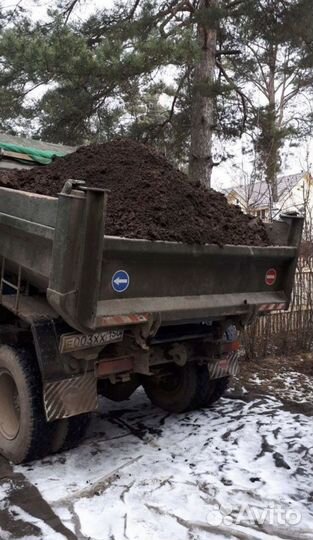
[255,308,313,337]
[255,265,313,337]
[245,261,313,356]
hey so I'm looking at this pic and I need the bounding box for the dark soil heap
[0,139,269,246]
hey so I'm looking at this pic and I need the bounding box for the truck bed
[0,184,303,332]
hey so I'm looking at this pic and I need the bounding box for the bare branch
[216,49,241,57]
[216,57,253,135]
[63,0,80,24]
[128,0,141,20]
[161,68,191,127]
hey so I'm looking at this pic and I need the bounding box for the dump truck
[0,173,303,463]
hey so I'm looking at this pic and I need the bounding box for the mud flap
[43,373,97,421]
[207,351,240,380]
[31,319,98,421]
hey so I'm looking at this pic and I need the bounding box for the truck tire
[211,376,229,403]
[50,413,91,454]
[187,323,236,408]
[0,346,51,464]
[50,418,69,454]
[191,365,229,409]
[60,413,91,451]
[142,363,198,413]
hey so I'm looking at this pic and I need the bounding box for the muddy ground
[0,355,312,540]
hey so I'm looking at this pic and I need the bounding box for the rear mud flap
[43,372,97,421]
[208,351,240,380]
[31,320,98,421]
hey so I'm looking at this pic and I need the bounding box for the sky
[1,0,114,21]
[1,0,312,189]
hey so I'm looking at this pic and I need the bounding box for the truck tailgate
[96,237,295,323]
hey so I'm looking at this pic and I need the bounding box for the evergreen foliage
[0,0,313,188]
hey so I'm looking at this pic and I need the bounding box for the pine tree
[226,0,313,209]
[1,0,313,193]
[189,0,220,186]
[0,1,243,186]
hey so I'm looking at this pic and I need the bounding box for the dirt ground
[230,353,313,416]
[0,354,312,540]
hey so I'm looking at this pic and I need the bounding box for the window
[255,209,267,219]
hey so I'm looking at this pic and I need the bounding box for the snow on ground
[1,379,313,540]
[241,369,313,404]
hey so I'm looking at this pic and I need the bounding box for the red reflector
[223,340,241,353]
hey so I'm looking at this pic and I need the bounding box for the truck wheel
[211,377,229,403]
[0,346,50,464]
[60,413,91,451]
[142,363,198,413]
[50,413,91,454]
[50,418,68,454]
[191,366,229,409]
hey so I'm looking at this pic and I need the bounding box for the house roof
[224,173,305,209]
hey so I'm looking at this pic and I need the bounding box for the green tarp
[0,142,65,165]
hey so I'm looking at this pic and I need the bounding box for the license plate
[59,329,124,353]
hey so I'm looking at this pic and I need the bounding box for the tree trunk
[266,45,279,206]
[189,0,218,188]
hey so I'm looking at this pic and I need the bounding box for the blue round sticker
[112,270,130,293]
